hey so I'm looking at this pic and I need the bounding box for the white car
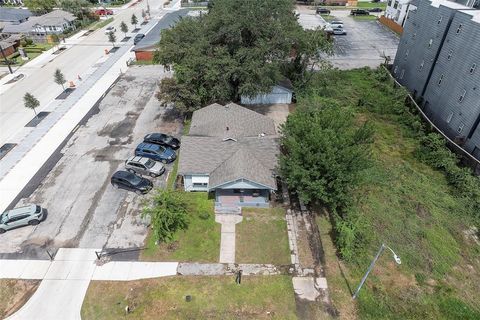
[104,26,116,34]
[333,28,347,35]
[329,22,344,29]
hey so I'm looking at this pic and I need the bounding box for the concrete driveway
[0,66,183,258]
[327,10,399,69]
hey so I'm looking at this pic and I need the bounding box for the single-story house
[0,33,22,56]
[132,9,189,61]
[240,79,293,105]
[2,10,76,43]
[0,8,32,24]
[178,103,280,212]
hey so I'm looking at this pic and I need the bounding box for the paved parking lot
[328,10,399,69]
[0,66,182,258]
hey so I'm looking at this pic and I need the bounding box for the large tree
[59,0,92,20]
[23,93,40,119]
[24,0,56,14]
[154,0,331,114]
[54,68,66,90]
[280,103,373,212]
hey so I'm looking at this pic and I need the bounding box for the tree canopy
[120,21,128,36]
[54,68,66,89]
[24,0,56,14]
[280,103,373,212]
[154,0,331,114]
[23,92,40,117]
[59,0,91,20]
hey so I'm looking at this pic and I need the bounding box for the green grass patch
[81,275,297,320]
[166,119,190,190]
[352,15,378,21]
[140,192,220,262]
[356,1,386,9]
[91,17,114,30]
[236,207,291,265]
[306,67,480,319]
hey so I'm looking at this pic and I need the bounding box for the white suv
[125,156,165,177]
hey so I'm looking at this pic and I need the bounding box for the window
[193,182,208,187]
[446,112,453,123]
[393,65,398,74]
[412,32,416,39]
[459,89,466,103]
[404,49,409,59]
[233,189,243,194]
[419,60,425,71]
[400,69,405,79]
[447,49,453,61]
[388,0,393,6]
[457,124,465,133]
[456,24,462,34]
[470,64,477,74]
[394,0,399,9]
[428,39,433,48]
[438,16,443,24]
[438,74,444,85]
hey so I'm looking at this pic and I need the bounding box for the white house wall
[212,179,270,190]
[183,174,209,191]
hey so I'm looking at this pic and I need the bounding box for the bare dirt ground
[0,279,40,319]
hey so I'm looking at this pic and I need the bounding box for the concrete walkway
[215,214,243,263]
[3,248,178,320]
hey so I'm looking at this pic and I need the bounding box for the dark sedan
[111,171,153,195]
[368,8,383,13]
[144,133,181,149]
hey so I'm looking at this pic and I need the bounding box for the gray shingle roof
[189,102,277,138]
[178,103,279,190]
[0,8,32,23]
[2,10,75,34]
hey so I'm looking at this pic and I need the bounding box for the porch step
[214,206,242,214]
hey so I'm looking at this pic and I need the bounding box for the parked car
[316,7,331,14]
[329,21,344,29]
[0,205,45,234]
[368,7,383,12]
[104,26,116,34]
[125,156,165,177]
[144,133,181,149]
[350,9,370,16]
[332,28,347,35]
[111,171,153,194]
[95,9,113,16]
[133,33,145,45]
[135,142,176,163]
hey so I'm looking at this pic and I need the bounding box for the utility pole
[0,45,13,74]
[352,243,401,300]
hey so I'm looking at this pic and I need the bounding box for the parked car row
[110,133,180,195]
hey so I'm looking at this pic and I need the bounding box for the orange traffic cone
[69,81,75,88]
[105,48,109,55]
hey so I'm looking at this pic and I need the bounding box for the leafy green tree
[280,103,373,212]
[107,31,116,47]
[23,93,40,118]
[142,189,189,243]
[154,0,331,114]
[54,68,66,90]
[120,21,128,37]
[59,0,91,20]
[24,0,56,14]
[141,9,146,21]
[131,14,138,29]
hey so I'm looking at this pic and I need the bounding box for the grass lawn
[236,207,291,265]
[308,68,480,319]
[0,279,39,319]
[7,43,53,66]
[356,1,387,9]
[91,17,114,30]
[352,15,378,21]
[81,275,297,320]
[140,192,220,262]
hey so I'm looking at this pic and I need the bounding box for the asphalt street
[0,0,166,146]
[0,66,183,258]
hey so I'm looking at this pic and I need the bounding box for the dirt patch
[0,279,40,319]
[297,219,315,269]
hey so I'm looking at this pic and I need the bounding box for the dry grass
[0,279,40,319]
[236,207,291,265]
[81,276,297,319]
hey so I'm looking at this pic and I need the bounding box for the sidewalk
[3,248,178,320]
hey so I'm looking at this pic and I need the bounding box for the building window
[470,64,477,74]
[394,65,398,74]
[412,33,416,39]
[388,0,393,6]
[456,24,462,34]
[447,49,453,61]
[193,182,207,187]
[400,69,405,79]
[438,16,443,24]
[394,0,399,9]
[438,74,444,85]
[428,39,433,48]
[457,124,464,134]
[404,49,409,59]
[446,112,453,123]
[459,89,466,102]
[419,60,424,70]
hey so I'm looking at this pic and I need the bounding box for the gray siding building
[392,0,480,160]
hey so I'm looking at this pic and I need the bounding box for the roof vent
[258,132,266,137]
[222,137,237,142]
[226,126,229,131]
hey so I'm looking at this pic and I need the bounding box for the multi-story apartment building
[393,0,480,160]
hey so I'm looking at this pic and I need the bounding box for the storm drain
[0,143,17,160]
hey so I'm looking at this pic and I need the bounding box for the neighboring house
[2,10,76,43]
[0,7,31,24]
[392,0,480,160]
[132,9,189,61]
[178,103,280,213]
[0,1,25,5]
[240,79,293,105]
[0,33,22,55]
[385,0,414,27]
